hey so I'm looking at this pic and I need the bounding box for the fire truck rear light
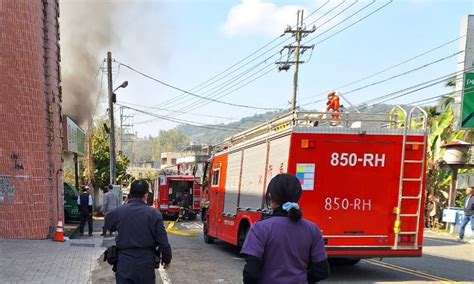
[301,139,315,148]
[405,143,420,150]
[301,139,309,148]
[398,234,415,243]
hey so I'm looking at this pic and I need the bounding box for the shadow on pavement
[208,237,473,283]
[383,253,474,282]
[423,236,466,247]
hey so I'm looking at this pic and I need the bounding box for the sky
[61,0,474,137]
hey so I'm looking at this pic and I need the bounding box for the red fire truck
[153,175,201,219]
[202,107,428,262]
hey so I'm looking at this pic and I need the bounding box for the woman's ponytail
[288,207,302,222]
[282,202,302,222]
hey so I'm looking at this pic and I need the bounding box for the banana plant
[423,82,470,229]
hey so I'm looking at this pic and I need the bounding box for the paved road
[162,221,474,284]
[2,220,469,283]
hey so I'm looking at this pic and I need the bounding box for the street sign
[461,72,474,128]
[455,15,474,130]
[62,116,85,156]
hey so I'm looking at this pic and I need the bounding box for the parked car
[64,182,80,222]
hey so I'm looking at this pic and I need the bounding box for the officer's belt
[117,246,156,252]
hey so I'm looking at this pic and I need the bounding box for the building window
[171,158,176,165]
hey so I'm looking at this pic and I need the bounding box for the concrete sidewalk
[0,219,109,283]
[424,228,473,242]
[0,237,105,283]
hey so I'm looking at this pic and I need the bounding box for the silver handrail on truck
[219,108,417,151]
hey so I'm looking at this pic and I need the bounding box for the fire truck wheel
[237,221,250,247]
[203,216,214,244]
[204,232,214,244]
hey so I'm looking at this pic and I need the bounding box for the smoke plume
[59,0,118,129]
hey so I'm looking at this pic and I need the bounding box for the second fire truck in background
[153,175,201,219]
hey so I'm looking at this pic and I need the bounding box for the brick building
[0,0,63,239]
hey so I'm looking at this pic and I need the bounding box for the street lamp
[114,81,128,93]
[108,78,128,185]
[112,81,128,103]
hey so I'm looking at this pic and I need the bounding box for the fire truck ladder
[393,106,428,250]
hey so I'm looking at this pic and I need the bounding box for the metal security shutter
[223,151,242,214]
[239,143,267,210]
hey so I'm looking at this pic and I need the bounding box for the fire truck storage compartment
[223,151,242,215]
[222,135,292,215]
[169,180,194,205]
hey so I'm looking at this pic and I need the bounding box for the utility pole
[86,130,92,184]
[107,51,116,185]
[120,107,124,153]
[119,106,134,154]
[276,10,315,111]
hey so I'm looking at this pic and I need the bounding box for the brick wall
[0,0,63,239]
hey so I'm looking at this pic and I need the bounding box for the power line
[119,101,237,120]
[87,60,106,129]
[341,51,461,94]
[118,1,390,118]
[410,94,448,106]
[299,53,467,108]
[158,1,362,112]
[166,55,278,114]
[172,1,363,112]
[169,1,385,116]
[166,57,278,117]
[304,0,392,49]
[184,1,386,113]
[408,85,474,106]
[356,69,471,110]
[298,35,465,104]
[167,64,278,117]
[116,61,280,111]
[153,1,333,110]
[360,69,468,106]
[116,103,244,131]
[306,0,358,28]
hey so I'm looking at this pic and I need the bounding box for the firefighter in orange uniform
[326,91,340,120]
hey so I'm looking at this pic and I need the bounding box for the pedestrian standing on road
[102,184,120,236]
[241,174,330,284]
[105,179,172,284]
[124,192,131,204]
[77,185,93,237]
[457,187,474,243]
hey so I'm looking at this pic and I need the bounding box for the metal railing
[219,107,427,150]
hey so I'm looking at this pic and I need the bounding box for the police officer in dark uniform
[77,185,93,236]
[105,180,172,283]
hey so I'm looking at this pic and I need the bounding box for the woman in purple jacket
[241,174,330,283]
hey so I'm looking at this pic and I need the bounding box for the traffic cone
[53,218,65,242]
